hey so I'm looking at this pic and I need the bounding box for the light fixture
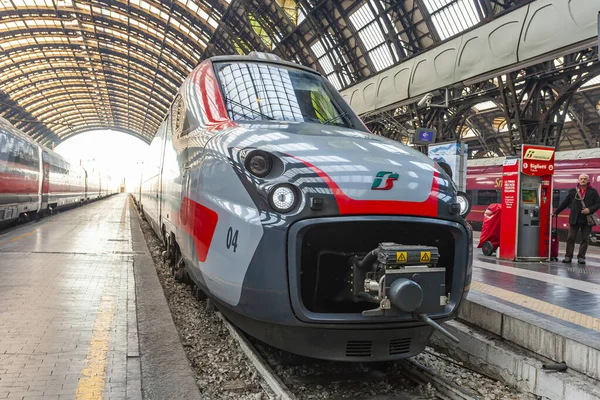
[456,191,472,218]
[269,184,298,213]
[244,150,272,178]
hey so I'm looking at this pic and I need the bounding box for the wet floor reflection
[472,268,600,318]
[474,253,600,284]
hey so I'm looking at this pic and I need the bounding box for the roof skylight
[422,0,481,41]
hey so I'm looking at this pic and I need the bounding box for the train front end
[192,54,473,361]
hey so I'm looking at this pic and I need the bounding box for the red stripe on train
[293,157,439,217]
[192,61,238,131]
[179,196,219,262]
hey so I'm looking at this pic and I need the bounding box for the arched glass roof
[0,0,525,146]
[0,0,229,145]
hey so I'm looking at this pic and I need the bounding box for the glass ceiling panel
[580,75,600,90]
[349,1,396,72]
[472,100,497,111]
[422,0,481,41]
[0,0,224,143]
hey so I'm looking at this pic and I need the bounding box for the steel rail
[215,311,297,400]
[399,358,482,400]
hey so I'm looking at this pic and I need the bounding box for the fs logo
[371,171,399,190]
[525,149,535,159]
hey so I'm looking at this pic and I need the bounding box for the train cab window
[215,61,354,129]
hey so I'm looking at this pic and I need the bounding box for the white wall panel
[518,0,598,63]
[454,6,528,83]
[373,59,414,110]
[409,36,462,98]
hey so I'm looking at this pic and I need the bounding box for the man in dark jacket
[553,174,600,264]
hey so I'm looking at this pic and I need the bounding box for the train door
[84,169,88,200]
[41,150,50,210]
[157,119,168,228]
[37,146,43,212]
[163,95,188,236]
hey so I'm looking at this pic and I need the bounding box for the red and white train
[465,148,600,242]
[0,117,118,226]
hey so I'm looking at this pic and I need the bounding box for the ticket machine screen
[522,189,537,205]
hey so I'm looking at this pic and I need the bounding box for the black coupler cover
[376,242,440,266]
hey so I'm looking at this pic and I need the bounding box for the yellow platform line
[0,228,39,246]
[471,281,600,332]
[75,293,116,400]
[76,198,126,399]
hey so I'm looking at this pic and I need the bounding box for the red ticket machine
[499,145,555,261]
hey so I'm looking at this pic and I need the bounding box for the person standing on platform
[553,173,600,265]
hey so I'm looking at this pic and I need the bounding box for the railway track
[216,310,482,400]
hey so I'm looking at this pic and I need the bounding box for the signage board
[427,141,468,191]
[521,145,555,176]
[414,127,437,145]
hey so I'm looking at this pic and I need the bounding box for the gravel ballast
[139,213,270,399]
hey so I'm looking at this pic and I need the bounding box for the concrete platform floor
[471,231,600,336]
[0,194,199,400]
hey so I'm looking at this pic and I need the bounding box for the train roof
[207,52,319,76]
[467,148,600,167]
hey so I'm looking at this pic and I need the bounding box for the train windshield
[214,61,352,128]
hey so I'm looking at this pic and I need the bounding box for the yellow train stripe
[471,281,600,332]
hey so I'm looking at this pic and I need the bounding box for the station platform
[464,232,600,382]
[0,194,199,400]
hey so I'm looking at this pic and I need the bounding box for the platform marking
[75,293,116,400]
[471,281,600,332]
[76,198,126,399]
[0,228,39,247]
[473,261,600,295]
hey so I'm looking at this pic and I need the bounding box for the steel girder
[361,47,600,157]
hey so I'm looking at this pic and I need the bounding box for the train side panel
[466,157,600,240]
[140,120,167,237]
[0,124,41,223]
[159,102,184,254]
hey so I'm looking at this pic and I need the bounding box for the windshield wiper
[225,98,276,121]
[322,110,349,126]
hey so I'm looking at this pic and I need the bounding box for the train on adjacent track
[465,149,600,243]
[0,117,118,226]
[134,52,473,362]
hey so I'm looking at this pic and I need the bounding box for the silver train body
[0,118,117,225]
[136,53,473,361]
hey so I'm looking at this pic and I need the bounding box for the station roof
[0,0,531,146]
[0,0,228,145]
[6,0,593,154]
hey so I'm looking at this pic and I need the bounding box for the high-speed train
[465,148,600,242]
[0,117,117,226]
[134,52,473,361]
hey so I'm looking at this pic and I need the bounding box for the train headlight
[456,191,472,218]
[245,150,272,178]
[269,184,297,213]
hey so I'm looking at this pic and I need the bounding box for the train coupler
[351,242,448,317]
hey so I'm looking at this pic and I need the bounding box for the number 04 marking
[226,227,239,252]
